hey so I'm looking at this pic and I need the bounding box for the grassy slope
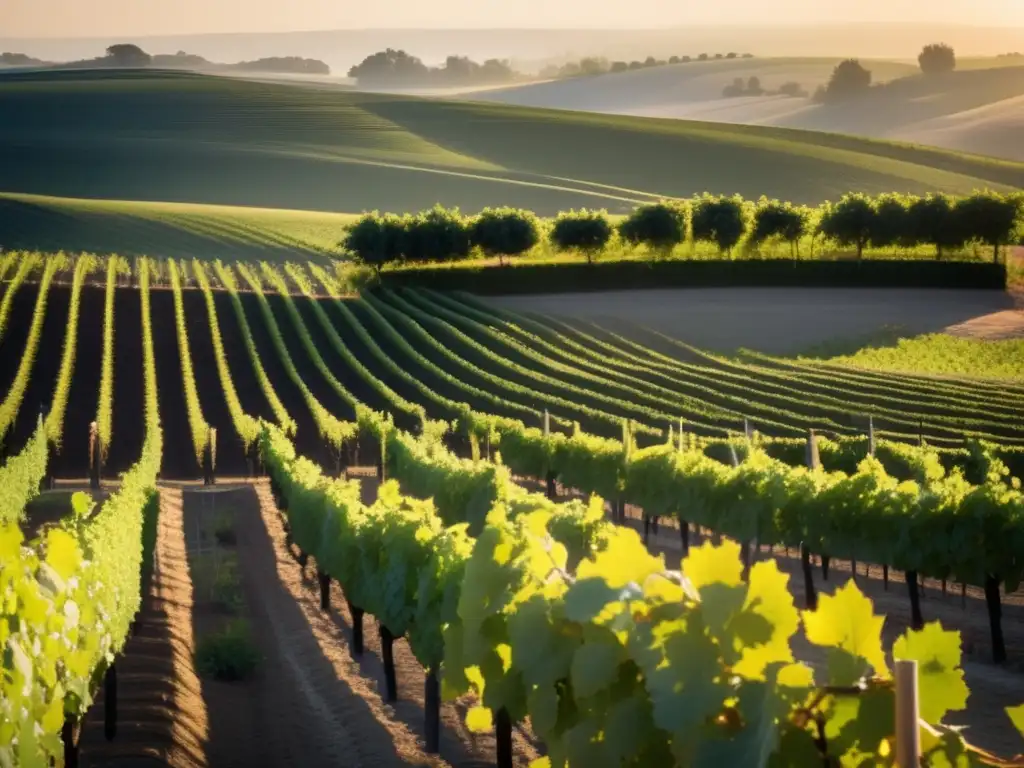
[2,68,1024,260]
[465,62,1024,162]
[803,334,1024,381]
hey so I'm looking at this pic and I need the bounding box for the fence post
[318,569,331,612]
[868,415,876,456]
[543,409,550,437]
[104,662,118,741]
[203,428,217,486]
[425,669,441,753]
[894,659,920,767]
[89,421,102,490]
[379,624,398,702]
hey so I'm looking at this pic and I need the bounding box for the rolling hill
[2,68,1024,259]
[462,60,1024,161]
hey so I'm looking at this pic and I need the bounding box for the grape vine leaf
[733,561,800,679]
[466,705,493,733]
[803,582,888,685]
[892,623,968,724]
[575,527,663,589]
[1007,703,1024,739]
[571,640,621,699]
[822,686,895,765]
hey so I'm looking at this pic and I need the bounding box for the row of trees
[348,49,517,86]
[341,192,1023,271]
[722,76,807,98]
[540,51,754,79]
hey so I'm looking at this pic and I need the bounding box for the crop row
[95,258,122,458]
[0,418,48,525]
[0,257,62,445]
[168,260,212,464]
[261,420,1024,767]
[1,260,163,765]
[446,290,1024,438]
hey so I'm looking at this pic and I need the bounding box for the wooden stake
[380,624,398,702]
[104,662,117,741]
[425,669,441,753]
[495,708,513,768]
[349,601,364,655]
[907,570,924,630]
[894,659,920,767]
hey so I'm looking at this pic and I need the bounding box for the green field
[3,69,1024,260]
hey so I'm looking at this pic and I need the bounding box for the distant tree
[691,195,749,255]
[742,53,755,59]
[817,194,877,259]
[906,194,966,260]
[618,202,687,259]
[628,60,644,70]
[644,56,658,67]
[869,194,911,249]
[714,53,724,59]
[610,61,629,73]
[550,209,613,264]
[669,56,680,64]
[106,44,151,67]
[341,212,408,275]
[722,77,745,98]
[955,192,1022,262]
[403,206,472,263]
[823,59,872,101]
[698,53,709,61]
[746,76,763,95]
[471,208,540,266]
[578,57,609,76]
[231,56,330,75]
[348,48,429,84]
[778,81,807,97]
[480,58,515,81]
[681,55,692,63]
[0,52,48,66]
[750,198,812,256]
[918,43,956,75]
[726,52,738,59]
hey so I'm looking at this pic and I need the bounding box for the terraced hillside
[3,69,1024,262]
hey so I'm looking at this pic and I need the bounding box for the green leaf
[1007,703,1024,739]
[892,623,968,725]
[803,581,888,685]
[571,641,620,699]
[70,491,93,519]
[564,577,622,624]
[466,706,493,733]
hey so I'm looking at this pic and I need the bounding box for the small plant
[195,620,260,681]
[213,511,236,546]
[212,556,245,613]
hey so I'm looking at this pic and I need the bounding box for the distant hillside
[3,24,1024,78]
[0,68,1022,233]
[462,59,1024,161]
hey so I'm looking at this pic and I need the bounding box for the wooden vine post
[906,570,924,630]
[104,662,118,740]
[377,434,386,482]
[677,418,690,552]
[985,576,1007,664]
[894,659,921,767]
[868,415,876,456]
[495,708,513,768]
[89,421,102,490]
[203,427,217,486]
[379,624,398,702]
[348,600,365,655]
[318,569,331,612]
[425,670,441,753]
[801,429,820,610]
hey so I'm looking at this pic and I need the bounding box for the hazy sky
[4,0,1024,38]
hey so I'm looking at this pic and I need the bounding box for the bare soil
[80,487,208,768]
[491,288,1021,354]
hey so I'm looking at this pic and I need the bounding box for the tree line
[347,49,756,86]
[0,44,330,76]
[341,191,1024,272]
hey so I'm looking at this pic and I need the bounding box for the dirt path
[178,482,512,768]
[80,487,207,768]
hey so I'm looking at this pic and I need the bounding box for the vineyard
[2,252,1024,766]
